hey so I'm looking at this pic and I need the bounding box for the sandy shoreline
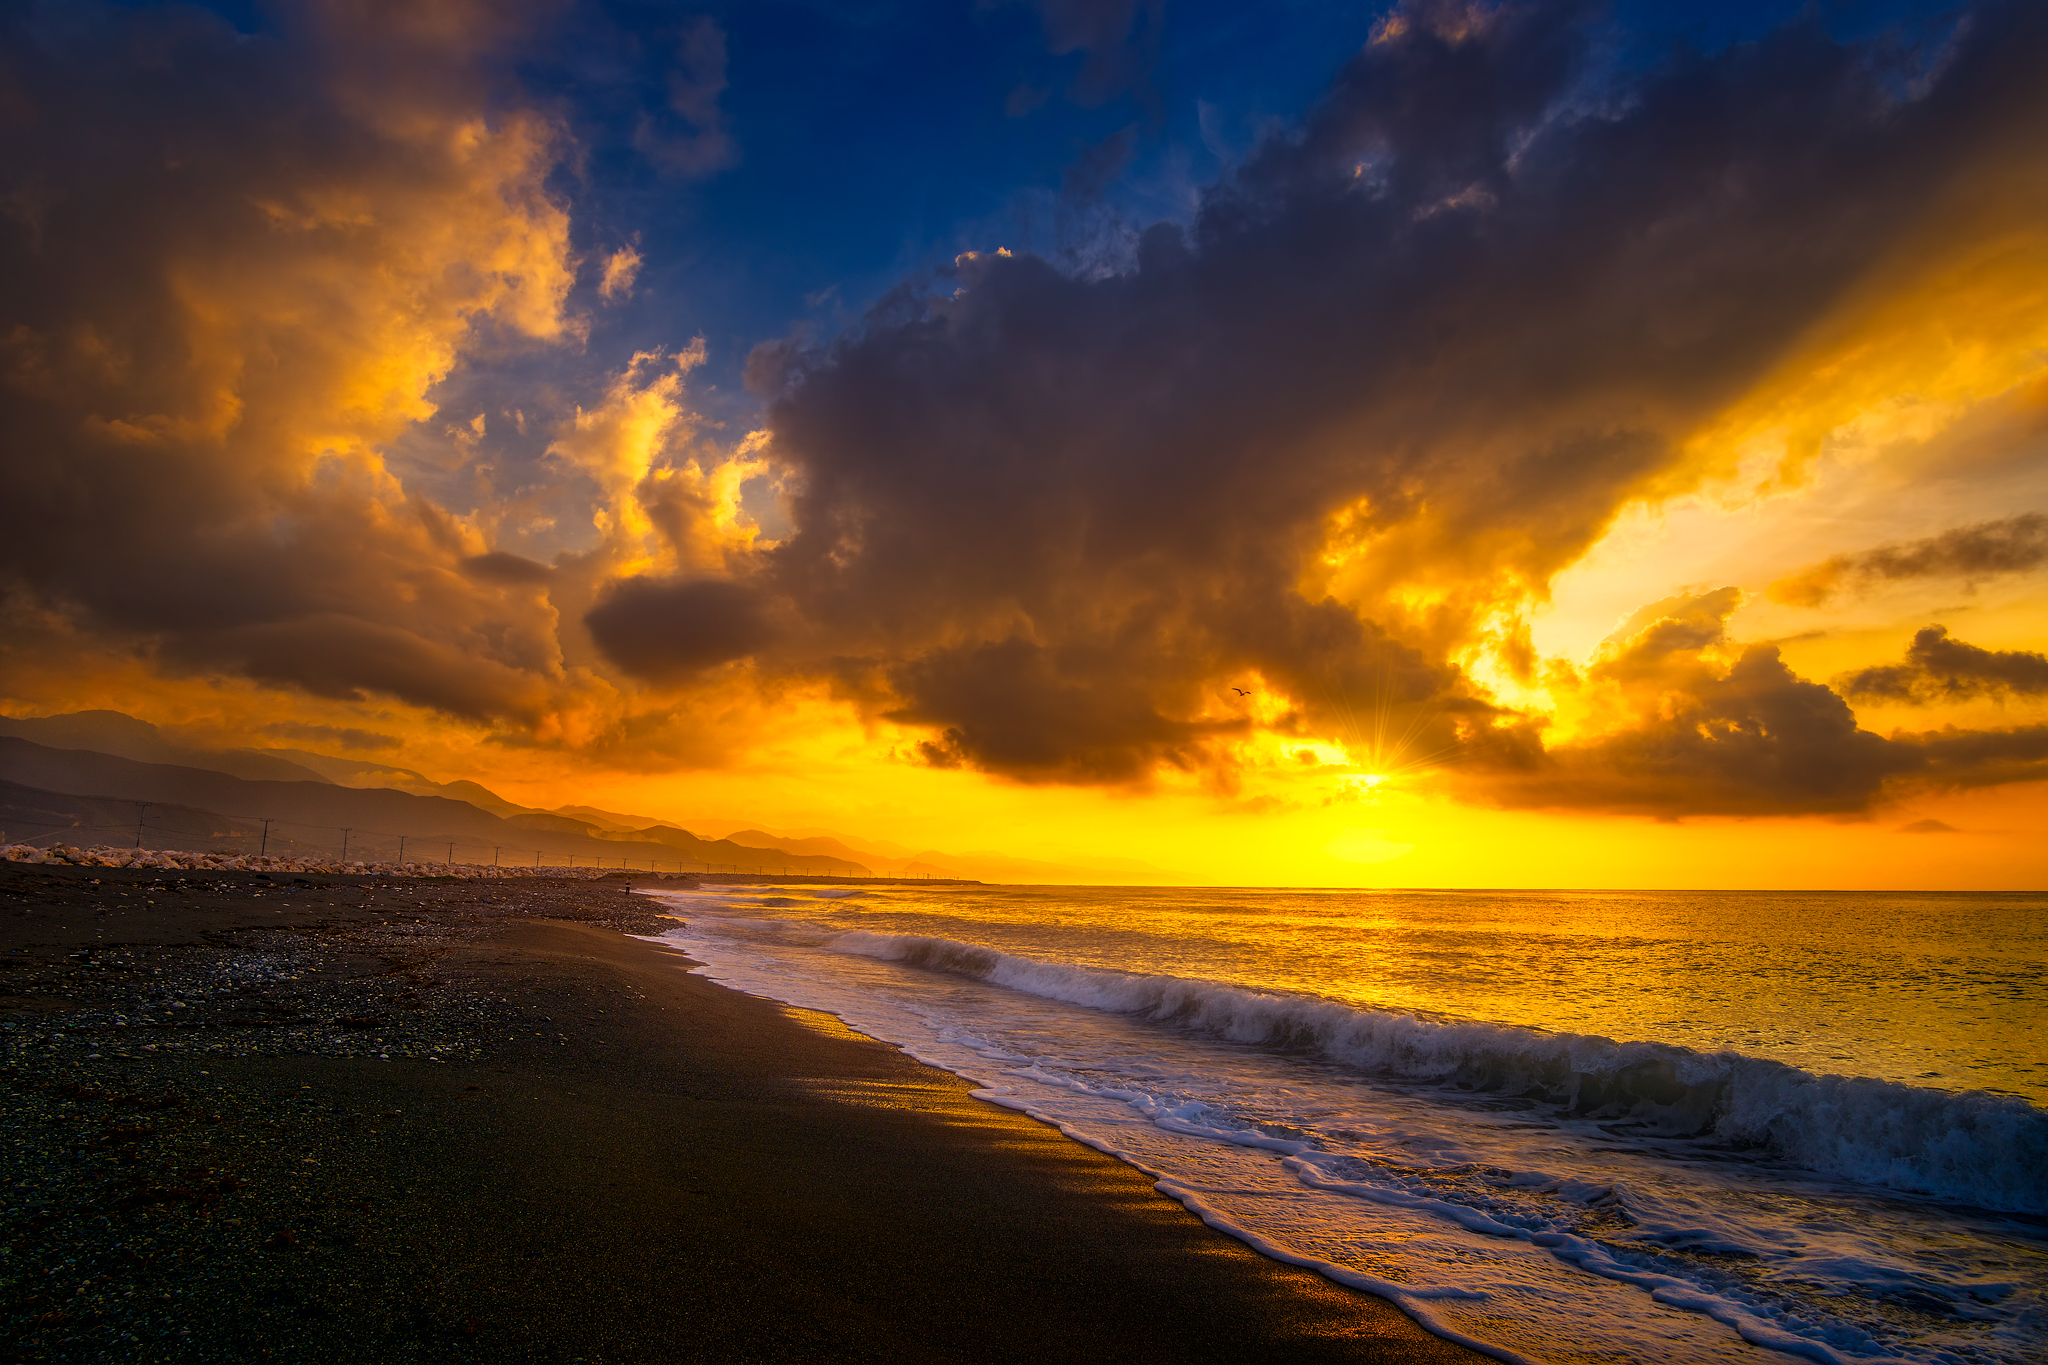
[1,863,1479,1362]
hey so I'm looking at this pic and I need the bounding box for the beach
[0,862,1476,1363]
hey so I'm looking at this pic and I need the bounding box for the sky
[1,0,2045,887]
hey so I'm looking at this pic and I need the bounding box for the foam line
[962,1086,1533,1365]
[831,931,2048,1213]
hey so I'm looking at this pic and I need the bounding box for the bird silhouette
[1232,687,1251,696]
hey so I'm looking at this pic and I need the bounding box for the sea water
[641,884,2048,1364]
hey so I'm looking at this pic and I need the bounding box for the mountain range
[0,711,1180,883]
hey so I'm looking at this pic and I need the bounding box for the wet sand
[0,862,1480,1362]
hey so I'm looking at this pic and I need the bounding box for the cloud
[6,0,2046,821]
[1015,0,1166,109]
[0,0,591,727]
[1511,643,1916,815]
[1769,514,2048,606]
[261,721,402,751]
[1897,818,1956,833]
[633,16,737,176]
[0,0,789,773]
[1838,626,2048,705]
[584,577,775,681]
[462,551,556,584]
[1596,587,1746,671]
[1459,595,2048,815]
[599,244,643,302]
[882,636,1250,784]
[1463,590,1918,815]
[746,0,2048,790]
[177,615,551,722]
[1896,723,2048,786]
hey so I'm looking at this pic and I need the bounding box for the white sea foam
[830,931,2048,1215]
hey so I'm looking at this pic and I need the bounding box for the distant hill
[0,779,263,852]
[0,708,1179,883]
[2,716,579,825]
[723,829,878,864]
[504,812,605,836]
[723,824,1179,883]
[0,738,869,874]
[549,803,671,832]
[254,750,536,817]
[598,823,861,875]
[0,712,334,785]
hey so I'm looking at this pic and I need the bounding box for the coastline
[1,863,1478,1362]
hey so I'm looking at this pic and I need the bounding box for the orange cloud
[4,0,2046,845]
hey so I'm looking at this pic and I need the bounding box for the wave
[830,931,2048,1214]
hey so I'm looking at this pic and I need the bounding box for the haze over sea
[650,883,2047,1365]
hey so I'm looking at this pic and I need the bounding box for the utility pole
[493,846,500,867]
[340,828,351,860]
[259,818,274,856]
[446,841,454,867]
[398,835,407,864]
[534,850,540,869]
[133,802,148,849]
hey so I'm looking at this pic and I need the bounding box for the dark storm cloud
[750,0,2048,789]
[883,636,1247,784]
[1837,626,2048,704]
[584,577,775,680]
[12,0,2048,816]
[1479,644,1919,816]
[1459,597,2048,816]
[0,0,581,721]
[1770,514,2048,607]
[1898,723,2048,789]
[173,616,548,722]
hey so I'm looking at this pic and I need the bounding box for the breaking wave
[831,931,2048,1214]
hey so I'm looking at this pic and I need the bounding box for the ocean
[641,883,2048,1365]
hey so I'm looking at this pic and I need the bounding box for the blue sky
[348,0,1960,438]
[555,1,1944,363]
[163,1,1958,403]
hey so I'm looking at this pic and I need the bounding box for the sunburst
[1315,665,1463,785]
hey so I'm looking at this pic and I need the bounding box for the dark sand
[0,863,1480,1362]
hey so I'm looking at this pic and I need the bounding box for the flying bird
[1232,687,1251,696]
